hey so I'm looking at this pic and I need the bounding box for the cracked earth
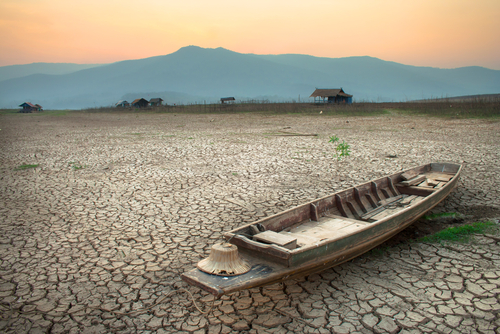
[0,111,499,333]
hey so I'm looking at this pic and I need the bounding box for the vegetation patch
[0,109,21,115]
[77,100,499,119]
[14,164,39,171]
[390,100,500,119]
[419,221,497,243]
[329,135,351,160]
[68,162,86,170]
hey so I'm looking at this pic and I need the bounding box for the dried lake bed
[0,111,499,333]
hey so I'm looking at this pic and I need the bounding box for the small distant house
[221,97,235,104]
[310,88,353,104]
[19,102,42,113]
[149,98,163,106]
[115,100,130,108]
[131,98,149,108]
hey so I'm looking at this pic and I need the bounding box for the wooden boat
[182,162,462,297]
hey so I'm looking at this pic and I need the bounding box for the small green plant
[68,162,86,170]
[14,164,39,171]
[329,135,351,160]
[329,135,339,144]
[420,221,496,244]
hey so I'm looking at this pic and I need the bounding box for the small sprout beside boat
[329,135,351,160]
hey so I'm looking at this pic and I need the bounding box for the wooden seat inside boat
[253,231,297,250]
[396,170,454,197]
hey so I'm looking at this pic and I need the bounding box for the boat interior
[227,164,459,251]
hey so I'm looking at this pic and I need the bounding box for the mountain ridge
[0,46,499,109]
[0,63,104,82]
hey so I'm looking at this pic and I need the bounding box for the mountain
[0,63,104,82]
[0,46,499,109]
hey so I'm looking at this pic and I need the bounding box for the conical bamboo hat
[197,242,251,276]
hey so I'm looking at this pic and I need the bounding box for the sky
[1,0,499,69]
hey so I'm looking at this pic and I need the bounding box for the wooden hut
[221,97,235,104]
[310,88,353,104]
[115,100,130,108]
[131,98,149,108]
[149,98,163,106]
[19,102,42,113]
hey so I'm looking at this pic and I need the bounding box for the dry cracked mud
[0,111,499,333]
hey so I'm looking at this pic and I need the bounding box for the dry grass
[6,100,497,119]
[98,100,500,118]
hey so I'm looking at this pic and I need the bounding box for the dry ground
[0,111,499,333]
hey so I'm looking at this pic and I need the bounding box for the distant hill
[0,63,104,82]
[0,46,499,109]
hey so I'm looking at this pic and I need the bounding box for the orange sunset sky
[1,0,499,69]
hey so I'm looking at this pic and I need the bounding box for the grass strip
[420,221,496,243]
[14,164,39,171]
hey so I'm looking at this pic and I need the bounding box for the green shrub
[420,221,496,243]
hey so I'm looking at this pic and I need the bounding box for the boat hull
[182,163,461,296]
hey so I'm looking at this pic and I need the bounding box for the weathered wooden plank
[310,203,319,222]
[426,179,440,187]
[365,193,377,208]
[378,194,403,206]
[415,180,435,189]
[397,186,436,197]
[399,175,426,186]
[254,231,297,250]
[400,170,418,180]
[362,195,415,221]
[434,181,446,189]
[322,214,369,225]
[380,188,391,199]
[399,195,419,205]
[361,206,387,221]
[387,177,400,196]
[424,172,454,182]
[371,182,382,202]
[335,194,348,217]
[354,187,367,213]
[250,225,260,235]
[346,201,361,219]
[400,195,425,207]
[369,208,401,221]
[434,175,453,182]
